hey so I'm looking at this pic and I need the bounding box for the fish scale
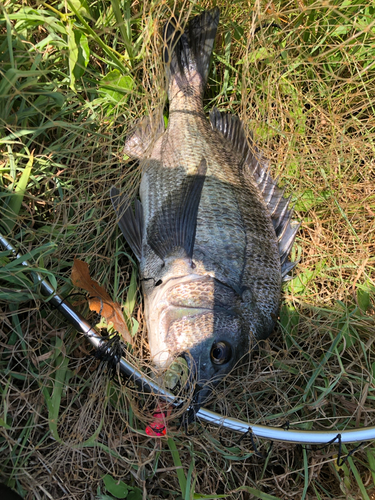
[111,8,298,406]
[143,123,248,291]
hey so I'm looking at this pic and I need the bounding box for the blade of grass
[342,445,371,500]
[185,455,194,500]
[167,437,187,497]
[2,150,33,233]
[40,339,69,442]
[110,0,134,61]
[66,21,79,92]
[301,447,309,500]
[124,266,137,318]
[233,486,283,500]
[366,448,375,486]
[303,322,346,402]
[67,0,130,74]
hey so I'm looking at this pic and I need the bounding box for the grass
[1,0,375,498]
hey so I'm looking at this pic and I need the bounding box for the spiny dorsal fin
[110,187,143,262]
[148,159,207,261]
[124,113,165,160]
[210,108,300,279]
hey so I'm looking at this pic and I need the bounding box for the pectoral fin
[148,159,207,261]
[124,113,165,160]
[110,187,143,262]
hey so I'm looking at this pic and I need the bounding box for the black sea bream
[111,8,299,405]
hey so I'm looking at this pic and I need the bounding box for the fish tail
[163,8,220,99]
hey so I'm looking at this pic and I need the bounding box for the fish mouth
[180,353,223,409]
[191,384,215,409]
[155,303,214,365]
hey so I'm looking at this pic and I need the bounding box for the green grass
[1,0,375,498]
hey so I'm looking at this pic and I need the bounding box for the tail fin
[163,8,220,98]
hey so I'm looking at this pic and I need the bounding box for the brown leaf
[71,259,132,343]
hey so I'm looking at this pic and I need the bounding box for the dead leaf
[71,259,132,344]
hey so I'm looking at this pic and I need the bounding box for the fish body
[111,8,298,405]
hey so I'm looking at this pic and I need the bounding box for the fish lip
[152,273,210,293]
[150,273,204,305]
[152,274,240,316]
[150,273,214,324]
[158,303,214,328]
[151,270,241,319]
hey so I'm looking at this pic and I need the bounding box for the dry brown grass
[1,0,375,499]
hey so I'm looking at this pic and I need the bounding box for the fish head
[146,275,249,406]
[179,311,249,407]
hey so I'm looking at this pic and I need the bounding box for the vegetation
[1,0,374,498]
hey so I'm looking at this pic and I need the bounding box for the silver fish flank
[111,8,299,406]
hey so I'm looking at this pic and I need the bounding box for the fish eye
[210,341,232,365]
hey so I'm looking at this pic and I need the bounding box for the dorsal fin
[148,159,207,262]
[110,187,143,262]
[210,108,300,279]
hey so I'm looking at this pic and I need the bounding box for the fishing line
[1,231,375,446]
[300,434,365,468]
[336,440,364,467]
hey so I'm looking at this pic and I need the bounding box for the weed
[0,1,374,499]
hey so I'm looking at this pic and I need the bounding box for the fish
[111,8,299,407]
